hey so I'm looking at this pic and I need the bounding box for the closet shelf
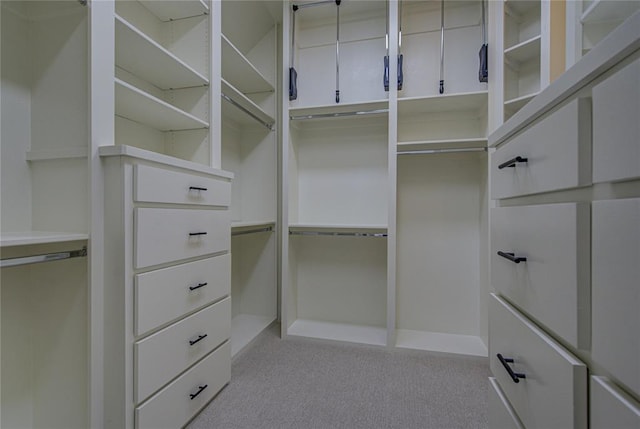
[222,79,275,128]
[395,329,488,357]
[288,319,387,347]
[580,0,640,24]
[115,15,208,90]
[138,0,208,22]
[289,99,389,119]
[504,91,540,114]
[222,34,274,94]
[26,147,88,161]
[504,0,539,18]
[289,224,387,234]
[115,78,209,131]
[1,232,88,248]
[231,220,275,230]
[504,35,541,64]
[397,138,488,152]
[231,314,276,357]
[398,91,488,116]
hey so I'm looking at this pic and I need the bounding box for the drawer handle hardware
[189,186,208,191]
[497,353,526,383]
[497,251,527,264]
[189,232,208,236]
[189,384,208,400]
[189,334,208,346]
[189,282,208,291]
[498,156,528,169]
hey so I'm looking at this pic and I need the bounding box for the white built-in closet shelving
[220,1,279,357]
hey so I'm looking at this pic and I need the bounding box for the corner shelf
[221,34,274,94]
[1,232,88,248]
[222,79,275,127]
[504,35,541,64]
[397,138,488,152]
[115,78,209,131]
[581,0,640,24]
[398,91,488,116]
[289,99,389,119]
[138,0,208,22]
[504,91,540,115]
[115,15,208,90]
[287,319,387,347]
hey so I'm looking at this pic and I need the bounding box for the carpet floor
[187,324,489,429]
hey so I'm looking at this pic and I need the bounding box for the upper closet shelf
[115,79,209,131]
[115,15,208,90]
[1,232,88,248]
[504,0,539,18]
[504,35,541,64]
[222,79,275,128]
[581,0,640,24]
[289,100,389,120]
[504,91,539,114]
[398,91,488,116]
[222,34,274,94]
[138,0,209,21]
[397,138,488,152]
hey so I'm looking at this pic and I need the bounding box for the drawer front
[135,341,230,429]
[489,294,587,429]
[134,208,230,269]
[135,254,231,336]
[488,377,525,429]
[592,198,640,397]
[491,98,591,199]
[135,298,230,403]
[490,203,590,349]
[591,376,640,429]
[593,58,640,183]
[135,164,231,206]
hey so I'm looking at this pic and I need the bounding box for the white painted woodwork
[491,98,591,198]
[221,79,275,127]
[592,57,640,183]
[135,342,230,429]
[135,254,231,336]
[287,319,387,347]
[0,232,88,248]
[231,314,275,356]
[135,298,230,403]
[491,203,590,349]
[138,0,208,22]
[592,198,640,397]
[590,376,640,429]
[489,294,587,429]
[134,208,230,269]
[488,378,525,429]
[289,100,388,118]
[221,34,274,94]
[134,164,231,207]
[395,330,487,357]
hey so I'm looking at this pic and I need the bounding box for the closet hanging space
[220,0,279,356]
[1,0,89,426]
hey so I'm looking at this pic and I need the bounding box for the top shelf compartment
[398,91,488,116]
[289,99,389,120]
[581,0,640,24]
[222,34,274,94]
[138,0,209,22]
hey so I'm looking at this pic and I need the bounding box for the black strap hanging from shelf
[479,0,488,83]
[384,0,403,92]
[290,5,298,100]
[439,0,445,94]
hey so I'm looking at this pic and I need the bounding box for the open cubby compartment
[580,0,640,54]
[222,1,277,118]
[289,0,387,108]
[504,0,541,49]
[288,115,389,227]
[286,233,388,346]
[114,0,211,164]
[395,151,489,357]
[1,1,89,241]
[399,0,488,98]
[503,54,540,119]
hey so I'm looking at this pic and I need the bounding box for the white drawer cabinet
[491,99,591,199]
[592,198,640,397]
[135,254,231,336]
[591,376,640,429]
[491,203,590,348]
[592,58,640,183]
[489,294,587,429]
[488,378,525,429]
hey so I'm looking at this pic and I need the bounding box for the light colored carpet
[188,324,489,429]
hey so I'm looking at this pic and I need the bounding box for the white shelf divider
[395,329,488,357]
[504,35,542,64]
[115,15,208,90]
[231,314,276,356]
[222,79,275,127]
[288,319,387,347]
[231,220,275,231]
[504,91,540,114]
[289,99,389,120]
[222,34,274,94]
[1,232,88,248]
[581,0,640,24]
[289,223,388,234]
[398,91,488,116]
[115,78,209,131]
[26,147,88,161]
[138,0,208,22]
[397,138,488,152]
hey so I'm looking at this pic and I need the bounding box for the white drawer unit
[135,164,231,206]
[135,342,231,429]
[135,298,231,403]
[488,378,525,429]
[489,294,587,429]
[490,203,590,349]
[592,57,640,184]
[592,198,640,397]
[591,376,640,429]
[135,254,231,336]
[134,207,230,269]
[491,98,591,199]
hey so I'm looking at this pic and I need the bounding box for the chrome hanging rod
[290,108,388,121]
[289,231,387,238]
[231,226,274,237]
[221,93,274,131]
[398,147,487,155]
[293,0,335,10]
[1,247,87,269]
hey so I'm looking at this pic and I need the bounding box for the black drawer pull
[189,186,208,191]
[189,334,208,346]
[189,282,208,291]
[189,384,208,400]
[497,251,527,264]
[498,156,528,169]
[497,353,526,383]
[189,232,207,236]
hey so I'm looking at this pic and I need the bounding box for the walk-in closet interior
[1,0,639,428]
